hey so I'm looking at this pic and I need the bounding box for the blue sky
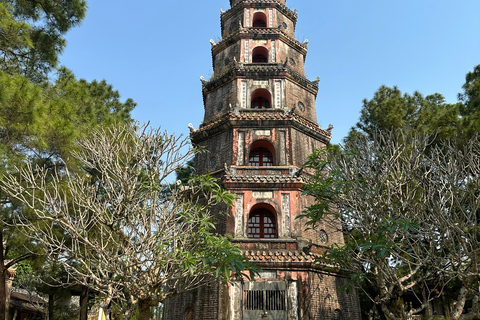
[59,0,480,144]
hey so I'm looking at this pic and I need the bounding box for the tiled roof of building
[212,28,305,55]
[191,111,331,138]
[226,0,297,21]
[224,174,303,184]
[242,249,317,263]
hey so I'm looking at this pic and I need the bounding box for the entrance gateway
[162,0,362,319]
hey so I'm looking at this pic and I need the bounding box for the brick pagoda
[163,0,361,319]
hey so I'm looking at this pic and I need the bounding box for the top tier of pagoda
[200,0,323,125]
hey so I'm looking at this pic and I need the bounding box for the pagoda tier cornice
[222,165,304,189]
[190,110,331,144]
[203,64,319,96]
[212,28,307,57]
[239,248,351,275]
[223,0,297,24]
[224,176,303,190]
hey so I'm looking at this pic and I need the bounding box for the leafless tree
[0,123,252,320]
[302,130,480,320]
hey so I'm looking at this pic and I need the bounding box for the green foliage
[0,0,87,81]
[349,64,480,150]
[0,70,135,173]
[350,85,460,145]
[459,64,480,140]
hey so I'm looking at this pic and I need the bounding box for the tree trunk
[138,300,152,320]
[452,286,467,320]
[48,293,54,320]
[0,229,7,320]
[79,286,89,320]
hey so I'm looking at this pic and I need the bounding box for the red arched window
[249,147,273,167]
[252,47,268,63]
[250,89,271,109]
[252,12,267,28]
[248,209,277,238]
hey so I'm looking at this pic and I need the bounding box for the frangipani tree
[1,123,255,319]
[302,130,480,320]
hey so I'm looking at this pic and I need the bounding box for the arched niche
[252,46,268,63]
[250,88,271,109]
[252,12,267,28]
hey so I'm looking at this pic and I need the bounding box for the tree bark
[79,286,89,320]
[48,293,54,320]
[452,286,467,320]
[138,300,152,320]
[0,229,7,320]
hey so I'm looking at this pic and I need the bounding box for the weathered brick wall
[162,281,222,320]
[212,42,242,76]
[203,82,238,120]
[221,9,244,39]
[289,128,325,166]
[194,129,234,175]
[305,272,361,320]
[278,41,306,75]
[285,80,317,123]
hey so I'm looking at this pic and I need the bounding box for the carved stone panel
[281,193,291,237]
[237,131,245,165]
[235,194,245,237]
[287,282,298,320]
[274,80,282,108]
[279,130,287,165]
[241,80,248,108]
[271,40,277,62]
[244,40,250,63]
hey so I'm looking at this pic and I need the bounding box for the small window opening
[250,89,271,109]
[252,46,268,63]
[253,54,268,63]
[251,97,270,109]
[253,20,267,28]
[252,12,267,28]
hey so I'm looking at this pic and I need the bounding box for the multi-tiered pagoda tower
[163,1,361,319]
